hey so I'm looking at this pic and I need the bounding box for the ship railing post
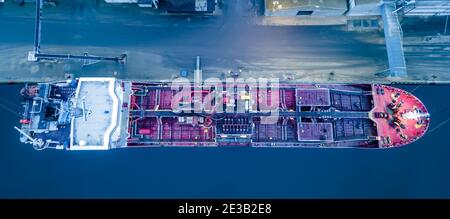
[194,56,202,85]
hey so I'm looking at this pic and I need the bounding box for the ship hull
[16,78,430,150]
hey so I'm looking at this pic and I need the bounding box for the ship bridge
[69,78,124,150]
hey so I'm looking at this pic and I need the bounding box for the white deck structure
[70,78,120,150]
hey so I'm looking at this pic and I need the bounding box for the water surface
[0,84,449,198]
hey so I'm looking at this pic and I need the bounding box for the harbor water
[0,84,450,198]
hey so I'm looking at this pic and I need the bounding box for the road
[0,0,447,83]
[401,16,450,81]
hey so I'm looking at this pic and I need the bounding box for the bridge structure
[381,1,408,77]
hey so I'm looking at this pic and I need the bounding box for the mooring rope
[427,118,450,134]
[0,103,21,118]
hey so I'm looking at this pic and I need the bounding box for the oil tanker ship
[15,77,430,150]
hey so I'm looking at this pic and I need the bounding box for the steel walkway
[381,1,408,77]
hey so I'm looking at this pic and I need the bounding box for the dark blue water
[0,84,449,198]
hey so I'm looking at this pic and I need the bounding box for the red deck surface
[298,123,333,141]
[159,89,174,110]
[371,85,430,148]
[161,117,214,141]
[126,82,429,148]
[297,89,330,106]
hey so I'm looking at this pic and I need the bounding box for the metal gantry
[382,1,408,77]
[29,0,127,65]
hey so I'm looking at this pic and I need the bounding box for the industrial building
[262,0,381,26]
[104,0,217,13]
[264,0,349,17]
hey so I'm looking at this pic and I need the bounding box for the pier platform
[0,0,449,85]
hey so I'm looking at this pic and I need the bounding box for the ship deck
[371,84,430,147]
[126,82,380,148]
[17,78,430,150]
